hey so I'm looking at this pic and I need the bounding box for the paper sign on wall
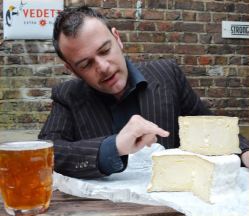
[3,0,64,40]
[222,21,249,39]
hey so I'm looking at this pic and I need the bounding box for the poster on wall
[3,0,64,40]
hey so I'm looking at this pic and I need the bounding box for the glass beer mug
[0,141,54,215]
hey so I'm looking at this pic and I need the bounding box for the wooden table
[0,190,184,216]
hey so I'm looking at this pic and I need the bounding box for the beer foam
[0,141,53,151]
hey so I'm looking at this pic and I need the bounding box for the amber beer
[0,141,54,215]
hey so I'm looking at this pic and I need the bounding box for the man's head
[53,5,128,99]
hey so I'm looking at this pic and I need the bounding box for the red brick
[199,34,212,44]
[152,33,166,42]
[227,14,241,21]
[166,11,181,21]
[175,45,205,55]
[200,78,213,87]
[206,24,221,33]
[227,99,240,107]
[214,78,228,87]
[174,22,204,32]
[85,0,101,7]
[123,9,135,19]
[129,32,152,42]
[168,32,182,42]
[241,88,249,97]
[39,55,55,64]
[100,8,122,19]
[27,89,48,97]
[182,11,196,21]
[53,67,71,76]
[103,0,117,8]
[213,13,227,22]
[147,0,167,9]
[236,47,249,55]
[137,21,155,31]
[242,78,249,87]
[238,67,249,77]
[175,0,204,11]
[184,56,197,65]
[3,90,21,99]
[236,3,249,13]
[199,56,213,65]
[124,43,143,53]
[45,78,65,88]
[228,78,242,87]
[206,2,235,12]
[119,0,134,8]
[229,88,242,97]
[193,88,206,97]
[156,22,174,31]
[197,12,211,22]
[109,20,134,30]
[207,88,228,97]
[6,56,21,65]
[187,78,199,87]
[130,32,164,43]
[21,55,39,65]
[11,44,24,54]
[215,56,228,65]
[207,45,234,55]
[229,56,241,65]
[183,33,197,43]
[143,10,164,20]
[143,44,174,53]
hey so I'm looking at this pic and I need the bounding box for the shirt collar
[122,58,147,99]
[94,58,147,103]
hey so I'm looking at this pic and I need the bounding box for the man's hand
[116,115,170,156]
[241,151,249,168]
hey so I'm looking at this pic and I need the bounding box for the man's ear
[111,27,123,50]
[64,63,81,78]
[64,63,72,72]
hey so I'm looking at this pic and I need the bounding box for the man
[39,5,249,179]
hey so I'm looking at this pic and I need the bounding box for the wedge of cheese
[147,149,240,203]
[179,116,241,155]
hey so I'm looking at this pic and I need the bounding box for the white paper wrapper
[53,144,249,216]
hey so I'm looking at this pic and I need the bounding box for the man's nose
[95,57,109,74]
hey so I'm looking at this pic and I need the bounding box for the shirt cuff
[98,135,128,175]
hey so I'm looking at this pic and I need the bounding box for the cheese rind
[179,116,241,155]
[147,149,240,203]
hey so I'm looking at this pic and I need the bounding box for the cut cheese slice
[179,116,241,155]
[147,149,240,203]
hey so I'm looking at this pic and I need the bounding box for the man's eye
[79,61,91,70]
[100,48,110,55]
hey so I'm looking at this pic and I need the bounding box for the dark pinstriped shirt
[98,60,147,175]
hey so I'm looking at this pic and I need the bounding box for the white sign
[3,0,64,40]
[222,21,249,39]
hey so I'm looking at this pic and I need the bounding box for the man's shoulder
[134,58,180,82]
[135,58,176,69]
[52,78,88,102]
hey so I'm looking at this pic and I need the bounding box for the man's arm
[38,98,107,179]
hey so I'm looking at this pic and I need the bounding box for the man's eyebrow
[74,40,112,67]
[97,40,111,52]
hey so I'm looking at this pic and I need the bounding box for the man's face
[59,18,128,99]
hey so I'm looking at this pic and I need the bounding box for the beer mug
[0,141,54,215]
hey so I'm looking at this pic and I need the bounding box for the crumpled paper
[53,144,249,216]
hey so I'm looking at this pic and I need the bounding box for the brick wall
[0,0,249,130]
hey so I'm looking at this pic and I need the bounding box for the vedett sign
[22,9,60,18]
[3,0,64,40]
[222,21,249,39]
